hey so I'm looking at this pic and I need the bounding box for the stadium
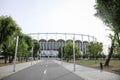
[29,33,97,57]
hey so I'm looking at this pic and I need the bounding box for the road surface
[1,59,83,80]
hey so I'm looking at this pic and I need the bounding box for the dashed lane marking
[44,69,46,74]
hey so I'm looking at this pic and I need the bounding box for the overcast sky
[0,0,111,53]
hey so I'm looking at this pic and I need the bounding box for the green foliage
[113,44,120,58]
[64,41,73,58]
[86,42,103,58]
[0,16,20,45]
[58,46,66,58]
[75,44,81,58]
[95,0,120,46]
[33,39,40,59]
[0,15,21,63]
[95,0,120,32]
[22,34,33,51]
[0,15,21,57]
[95,0,120,66]
[17,33,33,57]
[64,41,81,59]
[0,15,34,63]
[58,46,62,58]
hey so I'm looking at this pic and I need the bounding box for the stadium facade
[29,33,97,57]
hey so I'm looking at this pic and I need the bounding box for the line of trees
[0,15,40,64]
[58,40,120,62]
[58,41,105,61]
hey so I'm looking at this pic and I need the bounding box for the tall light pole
[73,34,76,72]
[81,34,84,55]
[40,41,41,60]
[13,36,19,72]
[55,33,57,59]
[42,41,45,59]
[61,44,63,64]
[37,33,39,60]
[31,46,34,65]
[46,33,48,58]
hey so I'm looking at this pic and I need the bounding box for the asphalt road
[1,59,83,80]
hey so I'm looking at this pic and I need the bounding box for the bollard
[100,62,103,71]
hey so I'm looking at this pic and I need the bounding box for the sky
[0,0,111,54]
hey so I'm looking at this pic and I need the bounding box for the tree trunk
[33,56,35,60]
[9,56,12,63]
[10,56,14,63]
[4,55,8,64]
[104,44,114,66]
[20,56,23,63]
[38,56,40,60]
[18,56,20,61]
[3,44,8,64]
[25,56,28,62]
[9,56,14,63]
[9,56,11,63]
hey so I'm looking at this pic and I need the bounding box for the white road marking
[44,69,46,74]
[43,70,47,80]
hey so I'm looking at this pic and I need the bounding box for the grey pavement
[0,60,83,80]
[54,60,120,80]
[0,60,40,79]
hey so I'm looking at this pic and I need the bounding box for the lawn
[66,59,120,75]
[0,60,31,67]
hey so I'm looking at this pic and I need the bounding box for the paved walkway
[0,60,40,79]
[54,60,120,80]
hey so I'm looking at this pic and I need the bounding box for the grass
[65,59,120,75]
[0,59,31,67]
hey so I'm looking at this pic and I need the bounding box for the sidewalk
[0,60,40,79]
[54,60,120,80]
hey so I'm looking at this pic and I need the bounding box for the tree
[58,46,65,60]
[95,0,120,66]
[0,15,33,63]
[22,34,33,61]
[0,15,21,64]
[17,33,33,62]
[64,41,81,61]
[86,42,103,59]
[33,39,40,60]
[113,41,120,59]
[24,34,33,52]
[0,16,19,44]
[58,46,62,59]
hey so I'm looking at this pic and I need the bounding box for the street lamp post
[61,45,63,64]
[13,36,19,72]
[31,46,34,65]
[46,33,48,58]
[81,34,84,55]
[73,34,76,72]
